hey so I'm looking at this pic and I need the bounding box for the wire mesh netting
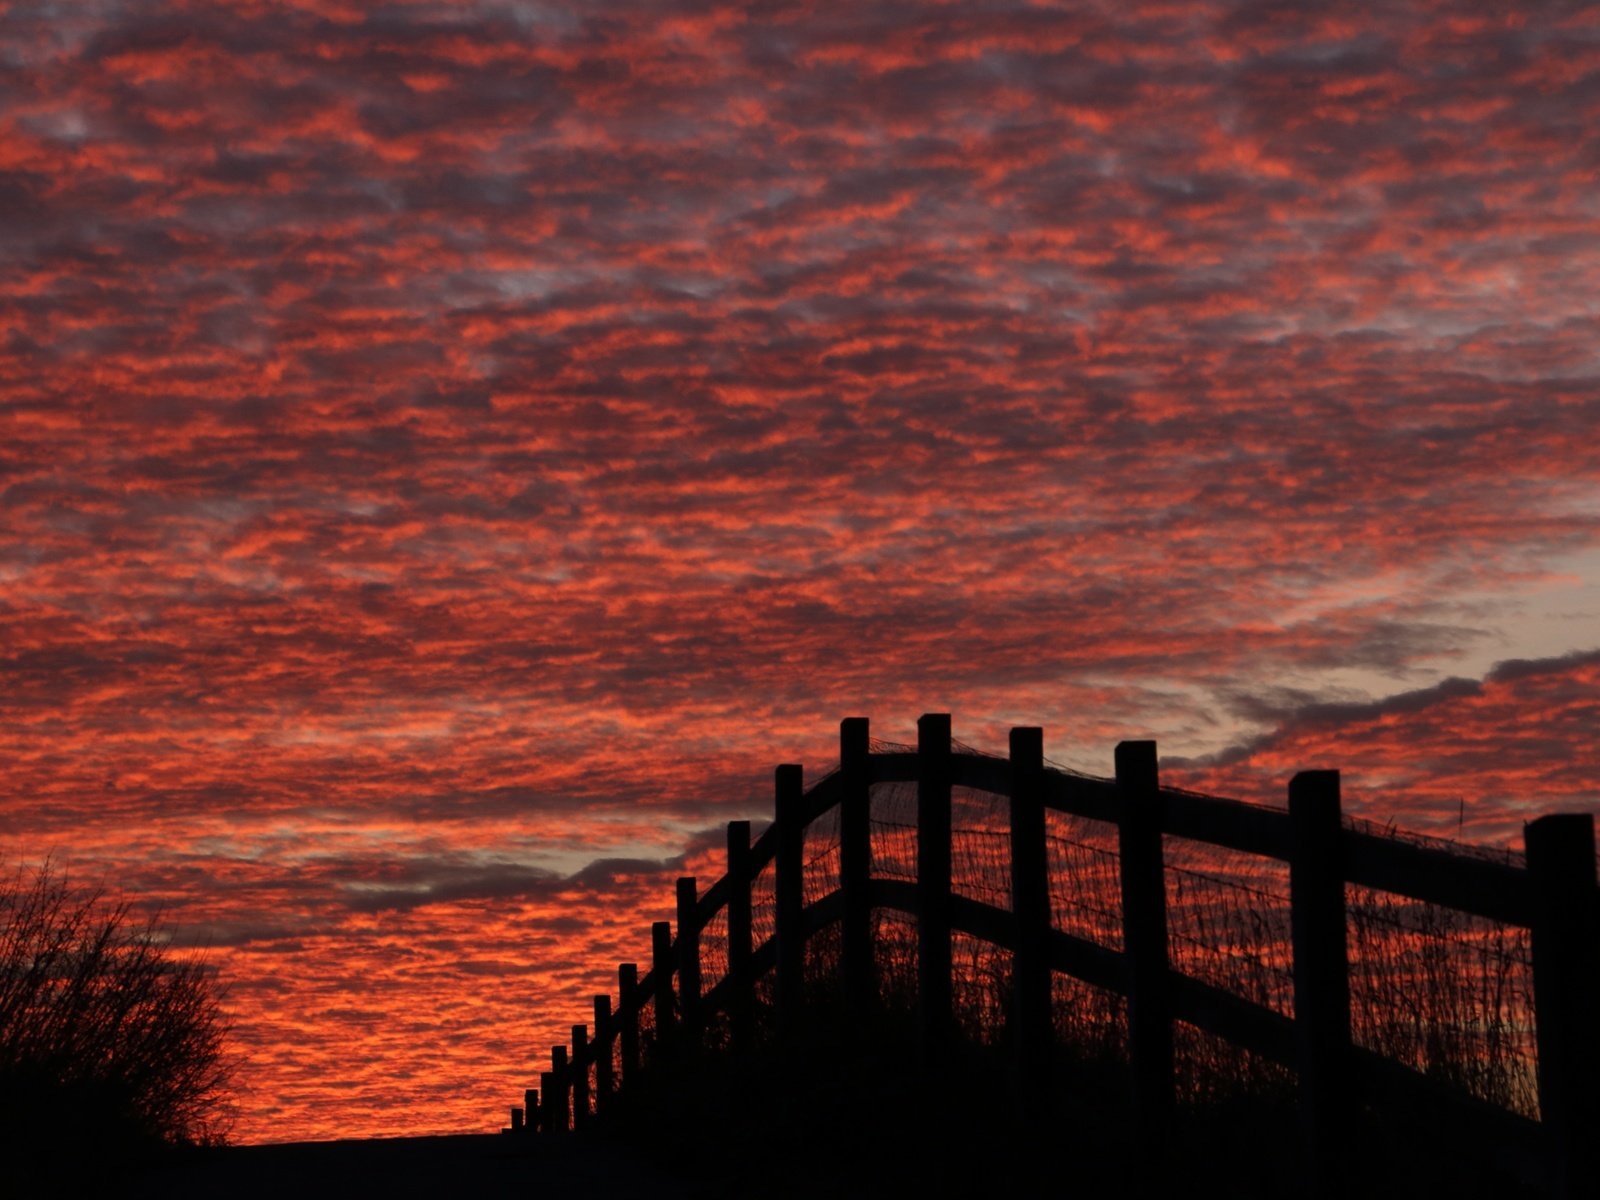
[869,779,917,882]
[803,803,842,910]
[951,786,1011,911]
[699,901,729,996]
[1164,836,1294,1018]
[611,751,1551,1132]
[751,858,776,953]
[1346,885,1538,1119]
[1046,809,1122,950]
[1344,813,1526,869]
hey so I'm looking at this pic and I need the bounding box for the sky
[2,0,1597,1144]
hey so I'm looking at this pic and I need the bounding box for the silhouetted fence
[505,716,1598,1198]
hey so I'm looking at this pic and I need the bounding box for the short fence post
[840,717,874,1013]
[524,1087,539,1134]
[619,963,640,1086]
[539,1071,555,1135]
[1526,813,1600,1200]
[1009,726,1050,1111]
[549,1045,570,1134]
[571,1024,591,1128]
[727,820,753,1050]
[776,763,805,1036]
[677,876,702,1053]
[593,995,613,1112]
[918,713,953,1064]
[1289,770,1350,1196]
[652,920,676,1064]
[510,1106,523,1132]
[1115,739,1173,1144]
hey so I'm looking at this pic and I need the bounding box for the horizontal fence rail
[503,716,1599,1199]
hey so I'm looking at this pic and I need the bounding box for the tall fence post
[726,820,754,1051]
[840,716,874,1014]
[619,962,640,1085]
[1289,769,1350,1196]
[776,763,806,1037]
[571,1024,590,1128]
[1526,813,1600,1200]
[1116,739,1172,1145]
[539,1070,555,1135]
[593,995,613,1113]
[1009,725,1050,1111]
[918,713,953,1064]
[652,920,675,1064]
[548,1045,570,1134]
[523,1086,538,1134]
[676,876,702,1054]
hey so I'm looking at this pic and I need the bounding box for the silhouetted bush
[0,859,233,1175]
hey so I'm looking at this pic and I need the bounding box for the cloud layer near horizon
[2,0,1597,1141]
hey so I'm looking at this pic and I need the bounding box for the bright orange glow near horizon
[2,0,1597,1144]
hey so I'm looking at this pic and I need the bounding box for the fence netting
[1345,885,1537,1119]
[869,778,918,882]
[617,753,1548,1130]
[803,802,841,911]
[951,785,1012,912]
[699,902,729,997]
[751,857,776,956]
[1163,835,1295,1019]
[1046,809,1123,950]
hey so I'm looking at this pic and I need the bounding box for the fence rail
[504,715,1599,1198]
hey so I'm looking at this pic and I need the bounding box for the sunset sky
[2,0,1597,1143]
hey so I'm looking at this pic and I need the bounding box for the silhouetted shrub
[0,859,233,1174]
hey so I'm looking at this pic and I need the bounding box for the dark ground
[116,1131,691,1200]
[36,1014,1552,1200]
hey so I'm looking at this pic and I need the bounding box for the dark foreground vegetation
[517,721,1591,1198]
[598,971,1547,1200]
[0,860,232,1189]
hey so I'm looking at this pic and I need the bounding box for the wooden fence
[504,715,1599,1198]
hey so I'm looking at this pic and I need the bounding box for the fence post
[593,995,613,1112]
[651,920,676,1065]
[1289,769,1350,1195]
[677,876,702,1054]
[1116,739,1173,1144]
[523,1087,539,1134]
[776,763,806,1037]
[549,1045,570,1134]
[1009,726,1051,1111]
[1526,813,1600,1200]
[918,713,953,1064]
[571,1024,590,1128]
[840,717,874,1014]
[619,963,640,1086]
[727,820,754,1051]
[539,1070,555,1135]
